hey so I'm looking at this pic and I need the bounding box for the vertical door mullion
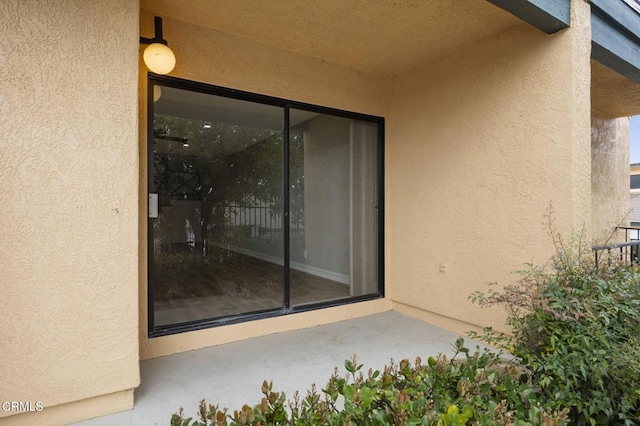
[377,119,385,297]
[283,106,291,310]
[147,78,156,335]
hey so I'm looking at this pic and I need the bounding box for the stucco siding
[0,1,609,422]
[0,0,140,423]
[387,1,592,333]
[140,10,389,117]
[591,113,630,240]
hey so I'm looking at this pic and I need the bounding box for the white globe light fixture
[140,17,176,75]
[143,43,175,75]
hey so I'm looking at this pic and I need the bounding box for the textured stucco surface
[592,59,640,118]
[5,390,133,426]
[386,0,593,333]
[139,11,390,115]
[591,114,630,240]
[0,0,140,423]
[140,0,519,75]
[1,0,631,423]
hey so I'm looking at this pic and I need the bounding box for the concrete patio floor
[75,311,482,426]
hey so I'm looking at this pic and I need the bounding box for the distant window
[631,174,640,189]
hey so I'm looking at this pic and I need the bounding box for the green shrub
[470,225,640,425]
[171,338,570,426]
[171,217,640,425]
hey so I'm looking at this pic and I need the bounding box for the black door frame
[147,74,385,338]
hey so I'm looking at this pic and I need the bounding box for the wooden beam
[486,0,570,34]
[591,0,640,85]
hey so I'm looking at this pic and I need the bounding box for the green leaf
[343,384,356,400]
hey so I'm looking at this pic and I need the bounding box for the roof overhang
[140,0,521,76]
[591,0,640,85]
[486,0,570,34]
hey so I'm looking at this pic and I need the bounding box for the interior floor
[153,250,351,326]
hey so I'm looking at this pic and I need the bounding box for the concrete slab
[75,311,481,426]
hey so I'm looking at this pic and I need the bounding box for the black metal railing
[217,201,283,233]
[617,226,640,243]
[592,226,640,266]
[216,202,303,232]
[593,240,640,266]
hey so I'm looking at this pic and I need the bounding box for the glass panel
[289,109,379,306]
[151,85,284,327]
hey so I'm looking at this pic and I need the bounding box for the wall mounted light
[140,16,176,75]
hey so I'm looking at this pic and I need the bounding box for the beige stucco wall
[0,0,618,423]
[0,1,140,424]
[140,1,598,352]
[140,11,389,116]
[386,1,592,333]
[139,10,392,358]
[591,114,630,241]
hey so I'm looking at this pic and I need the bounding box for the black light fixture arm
[140,16,168,46]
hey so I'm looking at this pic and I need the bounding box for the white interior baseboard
[217,244,350,285]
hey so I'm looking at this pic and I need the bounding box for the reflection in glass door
[288,111,379,306]
[150,85,285,328]
[148,77,384,335]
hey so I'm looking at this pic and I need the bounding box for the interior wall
[591,113,630,240]
[0,0,140,424]
[139,9,390,358]
[302,115,351,277]
[387,1,592,333]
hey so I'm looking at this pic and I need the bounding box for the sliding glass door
[148,76,383,336]
[288,110,380,306]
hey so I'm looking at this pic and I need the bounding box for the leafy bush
[172,217,640,425]
[171,338,570,426]
[470,224,640,425]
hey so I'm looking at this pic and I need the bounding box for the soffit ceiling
[140,0,520,75]
[592,60,640,118]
